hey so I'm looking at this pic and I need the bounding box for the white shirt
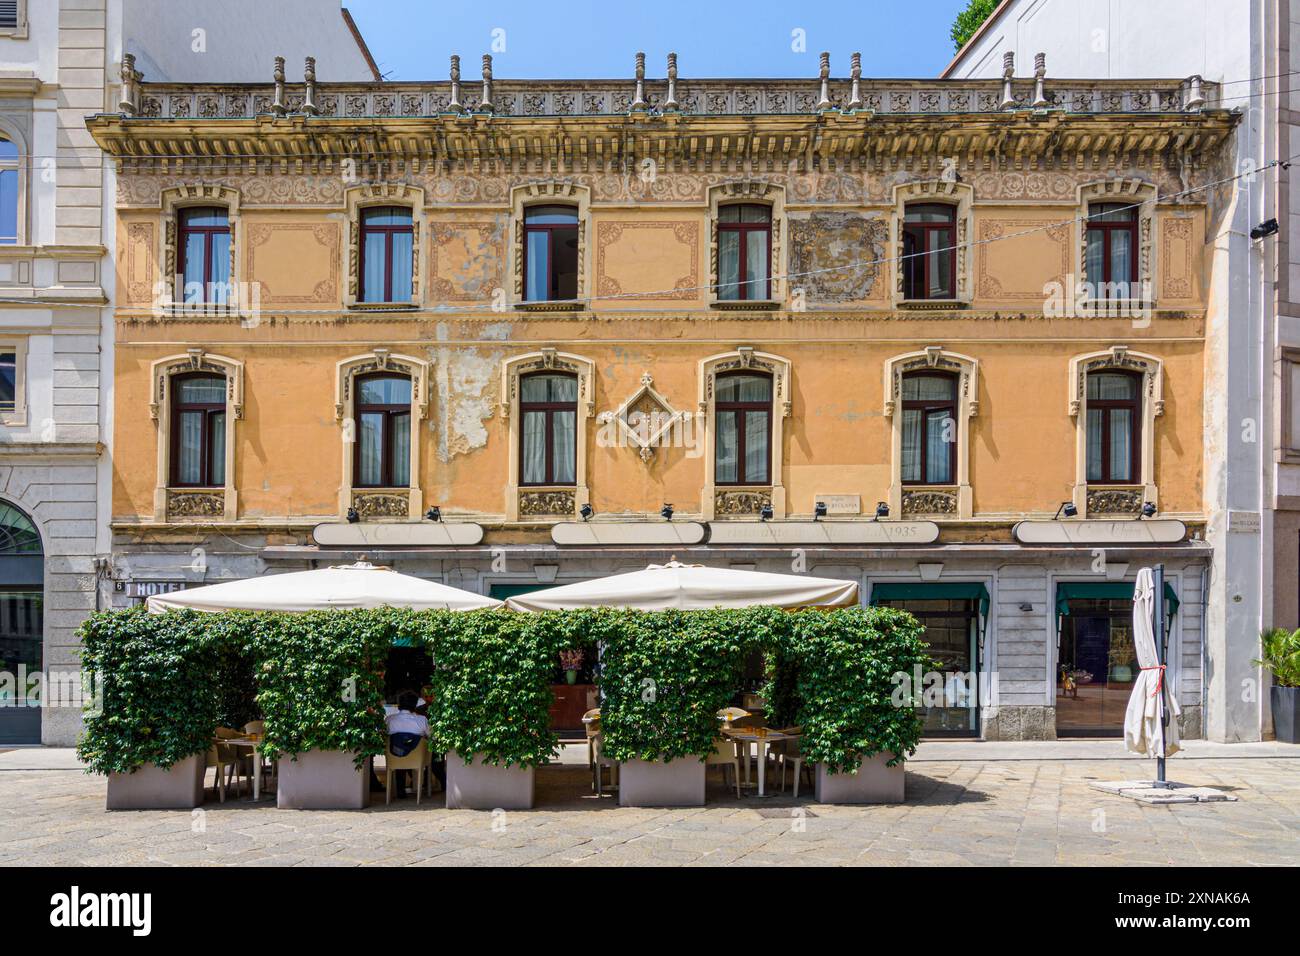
[386,710,428,737]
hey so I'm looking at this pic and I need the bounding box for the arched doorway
[0,502,42,743]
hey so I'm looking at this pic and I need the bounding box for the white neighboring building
[0,0,376,746]
[944,0,1284,744]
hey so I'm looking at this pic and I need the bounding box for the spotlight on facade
[874,501,889,520]
[346,508,360,523]
[813,501,828,520]
[660,503,674,521]
[1141,502,1157,518]
[760,503,774,521]
[580,503,593,521]
[1054,501,1078,520]
[425,506,441,522]
[1250,218,1279,240]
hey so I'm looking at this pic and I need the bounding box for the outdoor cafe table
[722,726,799,797]
[219,737,269,801]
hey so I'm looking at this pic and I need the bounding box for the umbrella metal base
[1089,779,1237,803]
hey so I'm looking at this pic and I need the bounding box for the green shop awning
[869,582,990,621]
[1055,581,1180,617]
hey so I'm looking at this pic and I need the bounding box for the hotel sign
[1012,519,1187,545]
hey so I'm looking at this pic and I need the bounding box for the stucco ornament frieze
[600,373,684,464]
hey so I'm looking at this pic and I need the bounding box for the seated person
[383,691,446,796]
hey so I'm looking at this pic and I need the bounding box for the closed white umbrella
[146,561,502,613]
[1123,567,1180,758]
[504,559,858,611]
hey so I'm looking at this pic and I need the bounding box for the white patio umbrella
[504,559,858,611]
[146,560,502,613]
[1123,567,1180,758]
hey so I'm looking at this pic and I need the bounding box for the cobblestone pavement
[1,752,1297,866]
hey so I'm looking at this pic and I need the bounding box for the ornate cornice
[90,79,1234,174]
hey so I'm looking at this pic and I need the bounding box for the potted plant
[559,648,585,685]
[76,608,230,810]
[784,606,931,805]
[1256,627,1300,744]
[250,610,389,810]
[418,610,563,810]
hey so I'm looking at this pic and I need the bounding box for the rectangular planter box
[618,757,707,807]
[106,754,205,810]
[445,751,535,810]
[1272,686,1300,744]
[275,750,370,810]
[814,753,905,805]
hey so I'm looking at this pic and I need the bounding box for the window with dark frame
[900,372,957,485]
[523,206,579,302]
[1085,370,1141,484]
[717,204,771,301]
[358,206,414,304]
[177,207,231,304]
[170,373,227,488]
[902,203,956,300]
[353,373,412,488]
[519,372,577,486]
[0,348,15,412]
[0,2,17,31]
[0,137,18,245]
[1085,202,1139,298]
[714,372,772,486]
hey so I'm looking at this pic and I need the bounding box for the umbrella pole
[1153,563,1167,787]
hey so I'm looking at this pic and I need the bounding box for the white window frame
[0,336,27,427]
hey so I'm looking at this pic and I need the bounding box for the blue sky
[343,0,971,81]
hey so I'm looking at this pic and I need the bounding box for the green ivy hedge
[78,603,931,779]
[76,607,230,775]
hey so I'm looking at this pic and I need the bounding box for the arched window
[519,372,577,485]
[523,205,579,301]
[354,373,412,488]
[901,371,957,485]
[0,137,19,245]
[170,374,227,487]
[1085,370,1141,483]
[903,203,956,300]
[0,502,39,553]
[717,204,771,301]
[714,372,772,485]
[359,206,414,303]
[177,207,231,303]
[1085,203,1139,296]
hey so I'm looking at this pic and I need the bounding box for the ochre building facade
[90,57,1237,740]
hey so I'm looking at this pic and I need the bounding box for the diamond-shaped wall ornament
[601,372,684,463]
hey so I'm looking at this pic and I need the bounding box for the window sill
[709,299,780,311]
[897,299,966,311]
[514,300,585,313]
[349,301,419,312]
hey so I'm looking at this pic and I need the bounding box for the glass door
[878,597,980,736]
[1056,598,1136,736]
[0,587,43,743]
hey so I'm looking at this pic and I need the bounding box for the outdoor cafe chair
[384,738,432,805]
[775,735,810,799]
[242,721,274,792]
[705,737,742,798]
[582,708,601,775]
[591,732,619,796]
[207,730,246,803]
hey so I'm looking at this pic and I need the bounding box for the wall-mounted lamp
[813,501,828,520]
[1053,501,1078,520]
[580,503,593,521]
[660,503,674,521]
[425,506,442,522]
[1250,218,1279,240]
[346,508,360,524]
[874,501,889,521]
[1140,502,1157,519]
[1018,602,1034,612]
[760,503,774,521]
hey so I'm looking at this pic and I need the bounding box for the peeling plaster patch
[788,212,887,303]
[480,322,513,341]
[429,341,501,462]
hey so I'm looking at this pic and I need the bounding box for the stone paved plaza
[1,745,1297,867]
